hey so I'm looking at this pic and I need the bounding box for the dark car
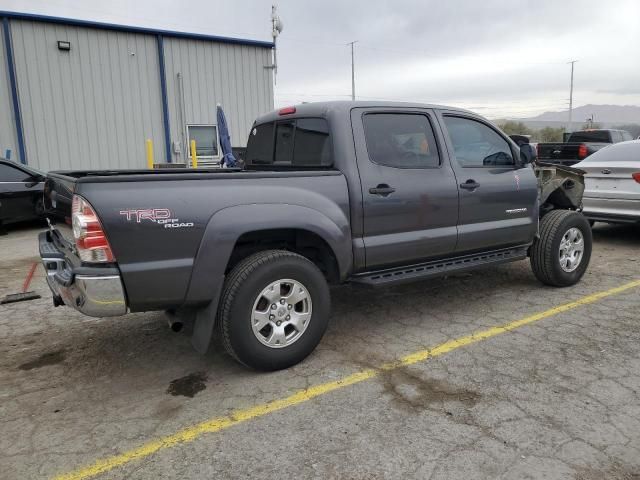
[0,159,46,228]
[536,129,634,166]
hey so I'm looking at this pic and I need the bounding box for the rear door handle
[369,184,396,196]
[460,180,480,190]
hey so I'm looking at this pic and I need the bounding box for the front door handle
[369,184,396,196]
[460,179,480,190]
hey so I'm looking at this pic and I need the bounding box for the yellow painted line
[53,279,640,480]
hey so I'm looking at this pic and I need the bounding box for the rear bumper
[582,197,640,223]
[39,231,127,317]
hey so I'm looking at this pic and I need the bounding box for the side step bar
[351,246,529,287]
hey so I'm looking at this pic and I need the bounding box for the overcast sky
[1,0,639,118]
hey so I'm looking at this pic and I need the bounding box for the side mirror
[519,144,536,164]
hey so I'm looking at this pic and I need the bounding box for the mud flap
[190,296,221,354]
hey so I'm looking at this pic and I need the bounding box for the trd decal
[119,208,194,229]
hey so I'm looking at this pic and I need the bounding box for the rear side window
[362,113,440,168]
[245,118,332,168]
[443,116,514,167]
[621,131,633,141]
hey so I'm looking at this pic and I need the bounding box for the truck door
[437,112,538,253]
[351,108,459,269]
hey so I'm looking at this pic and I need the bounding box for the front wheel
[218,250,331,371]
[530,210,592,287]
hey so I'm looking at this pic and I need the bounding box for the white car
[574,140,640,224]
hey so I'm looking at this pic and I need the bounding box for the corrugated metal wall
[0,27,18,160]
[163,38,273,163]
[10,20,166,171]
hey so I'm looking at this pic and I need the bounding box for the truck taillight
[72,195,115,263]
[578,144,588,159]
[633,172,640,184]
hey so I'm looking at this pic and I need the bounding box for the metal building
[0,11,274,170]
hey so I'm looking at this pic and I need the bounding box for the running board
[351,246,529,287]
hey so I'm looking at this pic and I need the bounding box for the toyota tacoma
[40,102,592,370]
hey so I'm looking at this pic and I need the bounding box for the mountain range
[527,104,640,123]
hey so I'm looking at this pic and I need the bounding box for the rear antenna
[267,5,284,84]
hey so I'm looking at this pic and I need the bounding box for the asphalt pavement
[1,223,639,480]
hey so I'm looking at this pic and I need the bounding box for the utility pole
[348,41,357,101]
[567,60,577,133]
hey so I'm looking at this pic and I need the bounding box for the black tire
[218,250,331,371]
[530,210,592,287]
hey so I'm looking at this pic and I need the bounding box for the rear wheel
[218,250,331,371]
[530,210,592,287]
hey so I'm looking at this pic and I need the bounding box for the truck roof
[254,101,475,125]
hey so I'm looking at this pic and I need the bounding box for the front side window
[187,125,218,158]
[443,116,514,167]
[363,113,440,168]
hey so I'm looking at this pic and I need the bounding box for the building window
[187,125,219,158]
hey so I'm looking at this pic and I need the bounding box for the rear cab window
[567,131,612,143]
[245,118,333,169]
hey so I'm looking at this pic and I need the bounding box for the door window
[0,164,30,182]
[443,116,514,167]
[362,113,440,168]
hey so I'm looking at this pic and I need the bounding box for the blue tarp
[217,105,237,168]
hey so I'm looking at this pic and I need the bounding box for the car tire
[218,250,331,371]
[530,210,592,287]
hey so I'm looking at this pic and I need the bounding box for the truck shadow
[8,262,538,382]
[591,222,639,246]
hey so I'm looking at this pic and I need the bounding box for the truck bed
[44,167,351,311]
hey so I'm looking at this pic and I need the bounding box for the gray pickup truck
[40,101,592,370]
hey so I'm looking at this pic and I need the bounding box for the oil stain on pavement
[18,349,66,370]
[167,372,208,398]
